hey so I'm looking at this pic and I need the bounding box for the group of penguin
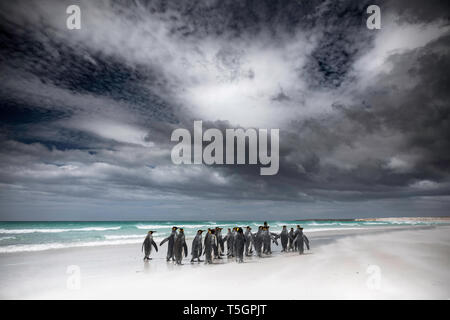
[142,221,310,264]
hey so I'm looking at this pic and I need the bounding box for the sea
[0,219,446,253]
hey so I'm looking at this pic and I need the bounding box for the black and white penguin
[279,226,289,252]
[234,227,246,263]
[203,228,216,264]
[173,228,188,264]
[293,227,310,254]
[293,225,302,251]
[288,227,295,251]
[223,228,233,257]
[244,226,253,256]
[262,226,271,254]
[191,230,204,263]
[142,231,158,260]
[252,226,264,257]
[215,227,224,258]
[230,227,237,257]
[160,226,178,262]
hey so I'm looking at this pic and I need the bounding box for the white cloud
[67,118,154,147]
[352,15,450,87]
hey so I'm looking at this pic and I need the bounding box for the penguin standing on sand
[173,228,188,264]
[160,226,178,262]
[191,230,204,263]
[293,225,302,251]
[244,226,253,256]
[230,227,237,257]
[142,231,158,260]
[213,227,221,259]
[234,227,246,263]
[293,227,310,254]
[279,226,289,252]
[203,229,216,264]
[264,226,279,254]
[288,228,295,251]
[262,227,271,254]
[215,227,225,257]
[223,228,233,257]
[252,226,264,257]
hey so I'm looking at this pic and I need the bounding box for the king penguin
[191,230,204,263]
[252,226,264,257]
[142,231,158,260]
[173,228,188,264]
[244,226,253,256]
[223,228,233,257]
[234,227,246,263]
[279,226,289,252]
[293,227,310,254]
[203,228,216,264]
[288,227,295,251]
[160,226,178,262]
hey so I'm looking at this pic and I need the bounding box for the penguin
[160,226,178,261]
[191,230,204,263]
[252,226,264,257]
[293,225,302,251]
[223,228,233,257]
[244,226,253,256]
[203,228,216,264]
[215,227,225,257]
[142,231,158,260]
[262,227,271,254]
[293,227,310,254]
[213,227,222,259]
[288,227,295,251]
[279,226,289,252]
[234,227,246,263]
[230,227,237,257]
[173,228,188,264]
[265,226,279,254]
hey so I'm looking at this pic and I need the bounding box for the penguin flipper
[184,242,188,257]
[152,240,158,252]
[303,235,310,250]
[159,237,169,246]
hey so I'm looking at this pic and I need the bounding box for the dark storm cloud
[0,0,449,218]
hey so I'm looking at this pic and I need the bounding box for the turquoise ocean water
[0,220,446,253]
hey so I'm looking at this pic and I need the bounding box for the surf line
[170,120,279,175]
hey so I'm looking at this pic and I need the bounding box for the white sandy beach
[0,225,449,299]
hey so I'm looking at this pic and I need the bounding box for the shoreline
[0,223,441,255]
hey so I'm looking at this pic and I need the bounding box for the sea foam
[0,238,142,253]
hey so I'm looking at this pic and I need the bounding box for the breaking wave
[0,238,142,253]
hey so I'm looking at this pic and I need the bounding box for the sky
[0,0,449,220]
